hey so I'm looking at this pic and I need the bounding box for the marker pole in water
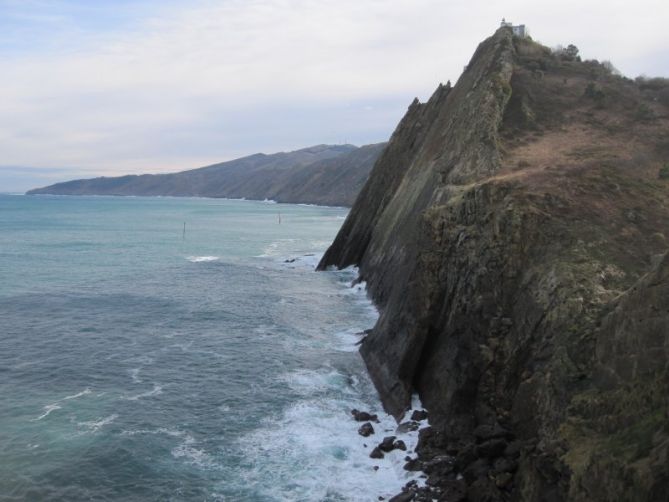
[183,222,186,240]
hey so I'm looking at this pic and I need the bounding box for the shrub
[554,44,580,61]
[601,60,621,76]
[659,164,669,180]
[635,76,669,91]
[636,103,655,121]
[584,82,605,106]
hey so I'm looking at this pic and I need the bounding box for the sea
[0,194,423,501]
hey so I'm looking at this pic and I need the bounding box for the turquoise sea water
[0,194,420,501]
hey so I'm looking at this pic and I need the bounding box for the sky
[1,0,668,192]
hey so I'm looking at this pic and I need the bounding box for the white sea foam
[33,404,62,421]
[257,239,297,258]
[171,438,217,469]
[77,414,118,433]
[32,388,93,421]
[124,384,163,401]
[186,256,219,263]
[281,368,359,396]
[121,427,185,438]
[62,388,92,401]
[333,329,367,352]
[121,428,217,469]
[236,395,425,501]
[129,368,142,383]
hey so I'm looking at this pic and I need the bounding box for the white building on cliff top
[501,18,528,38]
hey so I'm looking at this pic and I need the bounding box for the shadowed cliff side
[319,27,669,501]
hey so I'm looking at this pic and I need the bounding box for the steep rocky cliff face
[319,28,669,501]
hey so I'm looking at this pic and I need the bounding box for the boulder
[358,422,375,437]
[379,436,397,452]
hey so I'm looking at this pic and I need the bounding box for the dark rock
[396,421,420,433]
[356,328,374,337]
[373,466,379,471]
[370,447,384,459]
[441,479,467,502]
[351,409,379,422]
[494,472,514,489]
[358,422,375,437]
[491,456,517,474]
[393,440,407,451]
[475,439,508,459]
[467,478,504,502]
[422,455,455,475]
[503,440,523,459]
[473,423,510,443]
[379,436,397,452]
[426,474,442,487]
[410,410,428,421]
[500,317,513,327]
[463,458,491,484]
[389,491,414,502]
[455,444,477,470]
[283,258,296,263]
[404,458,422,471]
[415,427,449,457]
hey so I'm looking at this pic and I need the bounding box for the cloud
[0,0,668,191]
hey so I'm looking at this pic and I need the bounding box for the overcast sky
[1,0,668,191]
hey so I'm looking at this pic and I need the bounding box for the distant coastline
[26,143,386,208]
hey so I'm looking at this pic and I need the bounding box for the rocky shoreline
[350,403,524,501]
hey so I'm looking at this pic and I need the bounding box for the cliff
[27,143,385,207]
[319,28,669,501]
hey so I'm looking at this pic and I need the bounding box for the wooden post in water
[182,222,186,241]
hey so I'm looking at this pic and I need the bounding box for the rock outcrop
[320,27,669,500]
[27,143,385,207]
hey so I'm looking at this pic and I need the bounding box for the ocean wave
[33,404,62,421]
[32,388,93,421]
[129,368,142,383]
[257,239,297,258]
[124,384,163,401]
[121,427,218,469]
[332,329,368,352]
[171,438,218,469]
[62,388,92,401]
[281,368,359,396]
[186,256,219,263]
[77,414,118,433]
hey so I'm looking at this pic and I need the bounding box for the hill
[27,143,386,207]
